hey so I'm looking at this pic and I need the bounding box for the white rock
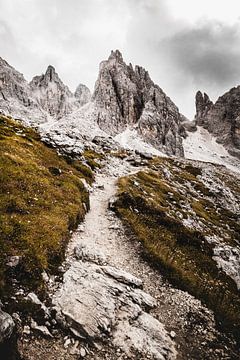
[30,320,53,338]
[80,347,86,357]
[64,338,71,348]
[53,260,176,359]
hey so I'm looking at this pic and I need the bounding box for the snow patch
[183,127,240,174]
[114,128,166,157]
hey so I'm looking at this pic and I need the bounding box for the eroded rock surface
[53,245,177,359]
[0,309,14,343]
[93,50,185,156]
[75,83,91,107]
[195,88,240,158]
[30,65,77,119]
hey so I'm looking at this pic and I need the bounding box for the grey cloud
[0,0,240,119]
[160,21,240,87]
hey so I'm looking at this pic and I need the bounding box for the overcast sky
[0,0,240,118]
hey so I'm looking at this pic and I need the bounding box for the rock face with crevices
[0,56,47,123]
[195,88,240,158]
[30,65,77,119]
[0,56,91,125]
[53,243,177,359]
[0,309,14,343]
[75,83,91,107]
[92,50,185,156]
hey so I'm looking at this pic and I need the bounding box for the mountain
[93,50,185,156]
[1,54,240,359]
[195,88,240,158]
[0,57,91,125]
[30,65,77,119]
[74,83,91,107]
[0,57,46,123]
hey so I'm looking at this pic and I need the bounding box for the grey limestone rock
[52,259,177,359]
[195,88,240,158]
[92,50,185,156]
[75,83,91,107]
[30,65,77,119]
[0,309,14,343]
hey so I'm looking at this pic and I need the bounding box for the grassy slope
[114,157,240,334]
[0,115,93,294]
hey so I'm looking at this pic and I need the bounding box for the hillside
[0,114,95,296]
[114,157,240,336]
[0,52,240,360]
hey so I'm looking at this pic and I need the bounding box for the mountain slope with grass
[0,114,92,297]
[113,157,240,336]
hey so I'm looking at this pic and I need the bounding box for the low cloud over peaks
[162,21,240,87]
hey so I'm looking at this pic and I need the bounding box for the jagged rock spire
[195,87,240,158]
[108,49,124,62]
[93,50,185,156]
[75,83,91,107]
[45,65,56,82]
[195,91,213,126]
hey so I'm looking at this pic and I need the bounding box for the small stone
[23,325,31,335]
[31,320,53,338]
[96,184,104,190]
[64,338,71,348]
[49,167,62,176]
[80,347,86,357]
[170,331,176,339]
[78,224,85,232]
[0,310,15,342]
[42,271,49,282]
[6,256,21,267]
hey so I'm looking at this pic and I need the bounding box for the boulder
[0,309,14,343]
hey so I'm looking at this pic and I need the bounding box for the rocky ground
[17,156,239,360]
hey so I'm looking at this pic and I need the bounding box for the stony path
[51,157,239,360]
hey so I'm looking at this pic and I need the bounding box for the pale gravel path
[59,157,239,360]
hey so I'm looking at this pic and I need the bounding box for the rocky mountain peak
[45,65,57,82]
[195,87,240,158]
[30,66,75,119]
[195,91,213,126]
[74,83,91,107]
[30,65,70,91]
[0,55,93,126]
[108,49,124,63]
[93,50,185,156]
[0,56,43,122]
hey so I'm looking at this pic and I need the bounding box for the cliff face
[0,57,46,123]
[75,83,91,107]
[195,91,213,126]
[0,57,91,124]
[93,50,185,156]
[30,65,76,119]
[195,88,240,158]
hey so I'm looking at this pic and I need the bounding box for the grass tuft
[0,115,92,295]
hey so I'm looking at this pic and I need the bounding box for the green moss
[114,159,240,335]
[0,115,92,295]
[110,150,128,159]
[67,159,94,184]
[82,148,104,170]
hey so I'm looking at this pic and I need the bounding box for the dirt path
[52,157,238,360]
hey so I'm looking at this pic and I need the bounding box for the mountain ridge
[195,87,240,158]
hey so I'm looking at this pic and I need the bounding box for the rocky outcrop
[30,65,77,119]
[0,57,46,123]
[74,83,91,107]
[195,88,240,158]
[53,243,177,359]
[93,50,185,156]
[195,91,213,126]
[0,56,90,125]
[0,308,14,343]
